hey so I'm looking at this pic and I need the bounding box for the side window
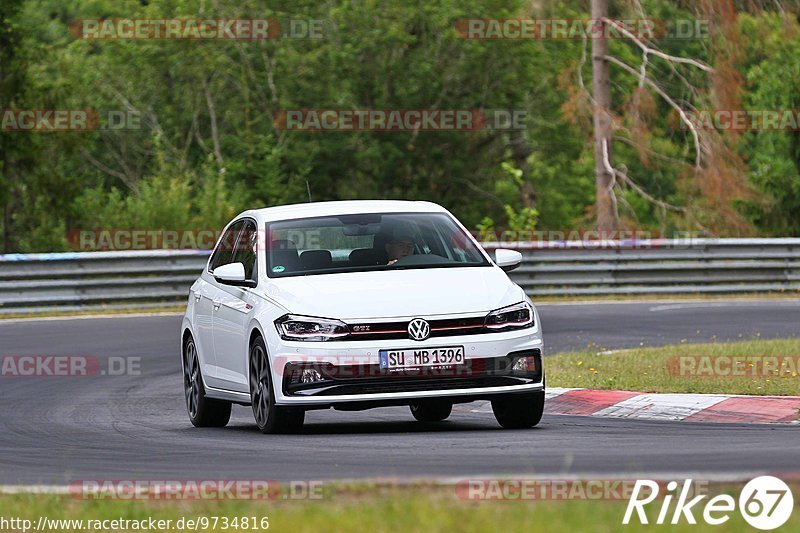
[232,219,258,282]
[209,220,245,272]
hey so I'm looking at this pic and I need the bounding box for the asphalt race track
[1,299,799,485]
[540,299,800,353]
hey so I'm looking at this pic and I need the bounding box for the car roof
[238,200,448,222]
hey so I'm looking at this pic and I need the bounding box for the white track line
[593,393,730,421]
[1,470,792,494]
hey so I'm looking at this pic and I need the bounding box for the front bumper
[269,327,544,406]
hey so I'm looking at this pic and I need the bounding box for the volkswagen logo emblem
[407,318,431,341]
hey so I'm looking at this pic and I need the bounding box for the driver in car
[385,227,416,265]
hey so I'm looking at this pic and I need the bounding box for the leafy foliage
[1,0,799,251]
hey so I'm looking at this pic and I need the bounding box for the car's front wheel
[410,400,452,422]
[491,391,544,429]
[249,335,305,434]
[183,335,231,427]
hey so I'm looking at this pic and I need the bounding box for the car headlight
[484,302,534,331]
[275,314,350,341]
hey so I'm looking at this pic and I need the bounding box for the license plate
[379,346,465,369]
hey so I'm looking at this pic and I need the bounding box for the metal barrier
[0,250,210,314]
[1,239,799,314]
[498,238,800,296]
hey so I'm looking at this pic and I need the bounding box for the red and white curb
[544,388,800,424]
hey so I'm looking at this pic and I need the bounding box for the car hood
[262,266,523,320]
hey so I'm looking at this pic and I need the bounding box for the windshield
[266,212,489,277]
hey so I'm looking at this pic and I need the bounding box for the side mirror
[213,262,256,288]
[494,249,522,273]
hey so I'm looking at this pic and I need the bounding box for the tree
[582,0,759,234]
[591,0,618,231]
[0,0,28,252]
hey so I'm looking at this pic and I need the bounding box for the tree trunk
[2,202,8,254]
[592,0,619,231]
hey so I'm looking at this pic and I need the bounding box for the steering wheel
[389,253,452,266]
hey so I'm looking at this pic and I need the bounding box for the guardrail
[0,250,210,315]
[493,238,800,296]
[1,239,798,314]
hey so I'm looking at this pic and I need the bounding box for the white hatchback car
[181,200,544,433]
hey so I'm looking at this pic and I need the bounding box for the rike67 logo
[624,476,794,530]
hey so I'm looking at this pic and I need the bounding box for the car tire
[410,400,452,422]
[491,391,545,429]
[183,335,232,428]
[249,335,305,434]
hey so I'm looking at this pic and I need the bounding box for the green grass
[547,339,800,396]
[2,487,798,533]
[0,305,185,320]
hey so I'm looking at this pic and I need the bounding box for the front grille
[345,316,487,341]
